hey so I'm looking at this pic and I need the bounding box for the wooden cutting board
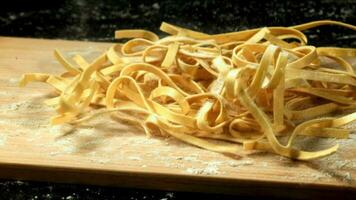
[0,36,355,199]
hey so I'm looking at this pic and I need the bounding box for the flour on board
[0,94,355,184]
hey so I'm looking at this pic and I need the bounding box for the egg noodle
[20,20,356,160]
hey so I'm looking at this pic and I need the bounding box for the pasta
[20,20,356,160]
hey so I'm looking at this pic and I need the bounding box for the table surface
[0,0,355,199]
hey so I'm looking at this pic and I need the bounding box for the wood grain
[0,36,355,199]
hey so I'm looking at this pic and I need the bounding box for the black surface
[0,0,355,46]
[1,180,247,200]
[0,0,355,199]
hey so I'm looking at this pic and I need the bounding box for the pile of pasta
[20,20,356,160]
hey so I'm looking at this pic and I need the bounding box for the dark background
[1,0,355,46]
[0,0,355,199]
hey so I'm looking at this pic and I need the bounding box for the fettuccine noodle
[20,20,356,160]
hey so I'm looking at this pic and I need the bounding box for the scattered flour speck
[0,91,8,96]
[183,156,198,162]
[185,161,221,175]
[128,156,142,161]
[95,158,111,164]
[8,78,18,85]
[0,135,7,146]
[261,162,268,167]
[343,172,352,183]
[228,160,254,167]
